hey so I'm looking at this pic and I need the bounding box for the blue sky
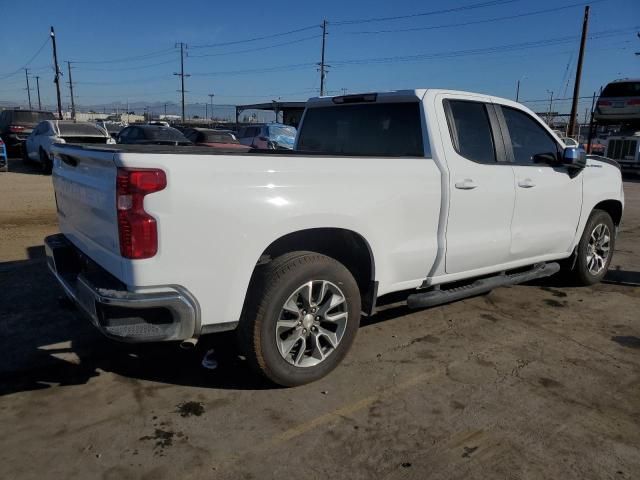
[0,0,638,117]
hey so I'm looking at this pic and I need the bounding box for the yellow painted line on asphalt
[269,368,442,445]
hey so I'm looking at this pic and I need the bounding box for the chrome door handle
[455,179,478,190]
[518,178,536,188]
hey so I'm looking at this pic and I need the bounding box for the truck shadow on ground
[0,254,278,396]
[2,251,638,397]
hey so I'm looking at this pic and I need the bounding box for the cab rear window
[297,103,424,156]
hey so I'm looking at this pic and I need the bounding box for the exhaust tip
[179,338,198,350]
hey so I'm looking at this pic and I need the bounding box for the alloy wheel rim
[587,223,611,275]
[275,280,348,368]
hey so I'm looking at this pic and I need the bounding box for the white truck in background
[46,89,624,386]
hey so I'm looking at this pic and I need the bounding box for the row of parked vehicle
[0,107,298,173]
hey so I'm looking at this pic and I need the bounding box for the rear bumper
[45,233,200,343]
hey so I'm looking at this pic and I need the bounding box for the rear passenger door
[439,95,516,274]
[496,105,582,260]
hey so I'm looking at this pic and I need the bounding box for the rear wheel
[568,209,615,285]
[22,144,31,164]
[238,251,361,386]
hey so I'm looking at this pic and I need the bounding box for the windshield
[268,125,296,138]
[601,82,640,97]
[144,127,189,142]
[12,111,55,123]
[297,103,424,156]
[58,123,106,136]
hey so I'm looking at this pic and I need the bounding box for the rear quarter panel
[113,152,441,327]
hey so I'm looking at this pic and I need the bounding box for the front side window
[297,102,424,156]
[446,100,496,164]
[501,106,559,165]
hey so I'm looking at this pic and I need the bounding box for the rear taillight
[627,99,640,106]
[116,168,166,259]
[597,100,611,107]
[9,125,25,133]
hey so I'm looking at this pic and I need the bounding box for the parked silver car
[24,120,114,173]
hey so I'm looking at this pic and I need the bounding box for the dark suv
[0,109,55,155]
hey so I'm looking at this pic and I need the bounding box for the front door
[497,105,582,260]
[437,95,516,274]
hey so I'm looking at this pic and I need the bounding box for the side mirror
[562,146,586,169]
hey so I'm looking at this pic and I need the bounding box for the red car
[183,128,250,151]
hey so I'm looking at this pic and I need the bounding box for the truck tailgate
[51,145,124,279]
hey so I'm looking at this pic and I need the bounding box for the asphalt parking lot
[1,157,639,480]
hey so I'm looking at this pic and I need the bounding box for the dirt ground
[1,157,639,480]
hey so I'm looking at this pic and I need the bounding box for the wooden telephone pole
[567,6,590,137]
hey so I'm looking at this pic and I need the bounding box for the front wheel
[568,209,615,285]
[238,252,361,387]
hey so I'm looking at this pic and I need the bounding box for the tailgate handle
[59,154,78,167]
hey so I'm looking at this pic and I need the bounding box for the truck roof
[306,88,524,107]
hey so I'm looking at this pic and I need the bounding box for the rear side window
[297,103,424,156]
[445,100,496,164]
[601,82,640,97]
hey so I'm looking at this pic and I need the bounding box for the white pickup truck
[46,89,624,386]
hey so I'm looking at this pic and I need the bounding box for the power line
[188,34,321,58]
[191,62,316,77]
[190,25,319,49]
[342,1,603,35]
[330,27,639,66]
[70,47,177,64]
[75,59,176,72]
[0,36,50,79]
[332,0,520,26]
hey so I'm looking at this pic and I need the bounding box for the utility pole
[567,6,590,137]
[515,80,520,102]
[25,69,32,109]
[546,90,554,126]
[35,76,42,110]
[67,61,76,121]
[319,20,328,96]
[174,42,190,121]
[164,103,167,117]
[50,27,63,119]
[208,93,214,120]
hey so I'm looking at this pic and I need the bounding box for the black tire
[238,251,361,387]
[568,209,615,286]
[40,148,52,174]
[22,144,31,164]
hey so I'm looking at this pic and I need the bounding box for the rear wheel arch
[248,228,377,315]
